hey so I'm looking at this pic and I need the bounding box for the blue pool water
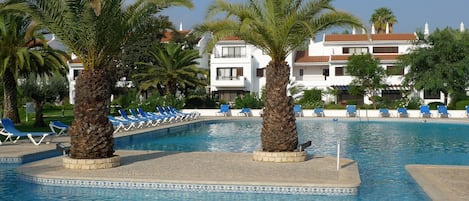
[2,119,469,200]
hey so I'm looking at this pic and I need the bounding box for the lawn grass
[9,109,74,132]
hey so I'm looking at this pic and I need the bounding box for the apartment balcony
[212,76,246,87]
[211,56,251,64]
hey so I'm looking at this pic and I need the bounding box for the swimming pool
[2,119,469,200]
[114,119,469,200]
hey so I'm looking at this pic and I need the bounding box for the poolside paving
[406,165,469,201]
[17,150,360,194]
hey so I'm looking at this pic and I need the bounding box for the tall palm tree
[0,3,66,123]
[370,7,397,34]
[133,43,204,96]
[23,0,193,159]
[197,0,362,152]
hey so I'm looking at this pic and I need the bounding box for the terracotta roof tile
[222,36,241,40]
[70,57,81,63]
[161,30,191,42]
[374,54,400,60]
[331,55,350,61]
[330,54,401,61]
[325,33,416,42]
[295,51,329,62]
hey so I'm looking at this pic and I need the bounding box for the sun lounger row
[108,107,200,133]
[291,104,469,118]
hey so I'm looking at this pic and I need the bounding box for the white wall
[181,109,469,118]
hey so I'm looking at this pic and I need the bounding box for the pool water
[3,119,469,200]
[115,119,469,200]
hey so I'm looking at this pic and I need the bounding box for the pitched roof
[325,33,416,42]
[330,54,400,61]
[161,30,191,43]
[295,51,329,63]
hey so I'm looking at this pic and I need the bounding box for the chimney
[424,22,429,36]
[460,22,465,32]
[179,22,183,31]
[385,23,389,34]
[352,26,356,35]
[371,24,376,34]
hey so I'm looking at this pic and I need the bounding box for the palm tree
[197,0,362,152]
[23,0,193,159]
[0,3,66,124]
[370,7,397,34]
[133,43,205,96]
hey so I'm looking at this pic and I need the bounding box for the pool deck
[1,117,469,199]
[406,165,469,201]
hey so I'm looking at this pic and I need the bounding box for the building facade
[209,32,446,105]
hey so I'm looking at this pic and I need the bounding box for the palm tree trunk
[69,69,115,159]
[33,100,46,127]
[261,61,298,152]
[2,69,21,123]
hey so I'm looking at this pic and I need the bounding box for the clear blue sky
[156,0,469,34]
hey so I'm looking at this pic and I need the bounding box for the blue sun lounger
[346,105,356,117]
[419,105,432,118]
[397,107,408,118]
[294,105,303,117]
[49,120,69,136]
[379,108,390,117]
[437,105,449,118]
[238,108,252,117]
[314,108,325,117]
[1,118,54,146]
[216,104,230,117]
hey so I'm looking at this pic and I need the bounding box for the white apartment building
[209,32,446,105]
[66,27,209,104]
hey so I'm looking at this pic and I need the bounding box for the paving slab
[17,150,360,195]
[406,165,469,201]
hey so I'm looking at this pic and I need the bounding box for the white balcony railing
[212,76,245,87]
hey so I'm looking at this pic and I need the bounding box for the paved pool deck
[1,117,469,199]
[406,165,469,201]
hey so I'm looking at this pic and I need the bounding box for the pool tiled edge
[16,151,361,196]
[18,174,358,195]
[0,149,60,164]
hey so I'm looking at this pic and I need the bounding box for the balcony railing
[212,76,245,87]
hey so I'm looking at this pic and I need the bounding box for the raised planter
[252,151,306,162]
[63,155,120,170]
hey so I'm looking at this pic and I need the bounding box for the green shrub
[455,100,469,110]
[297,89,323,109]
[324,104,345,109]
[234,93,263,109]
[405,97,422,109]
[428,102,444,110]
[185,95,216,109]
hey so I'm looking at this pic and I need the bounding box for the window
[373,47,398,53]
[256,68,264,77]
[221,46,246,58]
[322,69,329,76]
[216,67,243,80]
[424,90,440,99]
[382,90,402,101]
[335,67,345,76]
[343,47,368,54]
[299,69,304,76]
[386,66,404,75]
[73,70,81,80]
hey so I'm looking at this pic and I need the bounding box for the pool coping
[17,150,361,195]
[406,165,469,201]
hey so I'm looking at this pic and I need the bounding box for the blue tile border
[0,157,23,163]
[0,150,60,164]
[17,174,357,195]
